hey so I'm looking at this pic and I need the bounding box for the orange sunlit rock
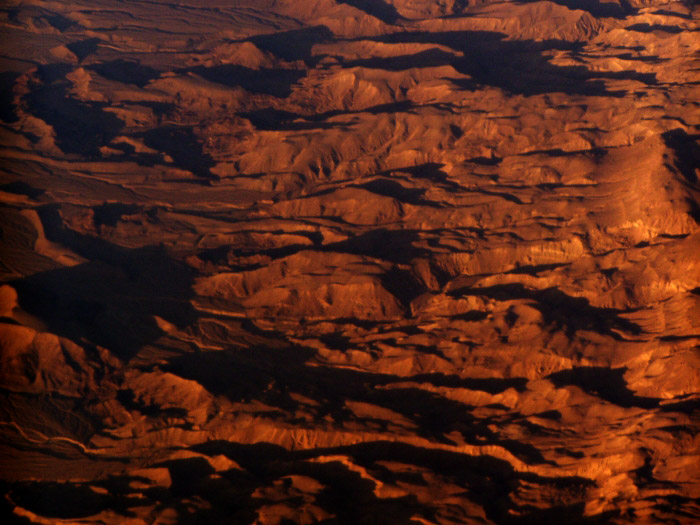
[1,0,699,523]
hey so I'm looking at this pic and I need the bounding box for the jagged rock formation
[1,0,699,523]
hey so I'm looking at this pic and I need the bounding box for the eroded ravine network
[1,1,699,524]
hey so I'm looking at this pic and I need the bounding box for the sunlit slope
[1,1,700,523]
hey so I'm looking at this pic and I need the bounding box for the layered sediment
[1,1,699,523]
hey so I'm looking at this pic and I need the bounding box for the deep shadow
[8,482,111,519]
[361,31,657,97]
[409,374,528,394]
[5,461,253,524]
[352,178,429,205]
[519,147,608,158]
[214,225,460,303]
[451,310,489,322]
[45,13,78,32]
[662,129,700,184]
[652,9,692,20]
[247,26,334,63]
[548,367,661,408]
[240,101,415,131]
[193,440,605,525]
[507,262,568,276]
[0,181,45,200]
[337,0,401,24]
[388,163,462,191]
[626,23,684,34]
[196,218,432,271]
[164,343,541,460]
[342,48,457,71]
[34,63,73,84]
[380,266,426,309]
[141,126,216,180]
[517,0,633,18]
[468,155,501,166]
[239,107,344,131]
[92,202,144,228]
[116,389,189,420]
[687,198,700,224]
[183,65,305,98]
[0,71,19,123]
[87,59,159,87]
[66,38,100,61]
[103,460,259,523]
[472,187,524,203]
[324,228,429,264]
[611,52,668,63]
[10,205,198,360]
[23,68,124,157]
[160,457,216,498]
[199,441,422,524]
[659,397,700,414]
[449,283,643,339]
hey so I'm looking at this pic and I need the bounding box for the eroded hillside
[1,0,700,523]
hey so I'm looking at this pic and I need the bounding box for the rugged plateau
[1,0,700,523]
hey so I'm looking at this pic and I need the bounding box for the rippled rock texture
[1,0,700,523]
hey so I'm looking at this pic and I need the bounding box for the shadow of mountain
[87,59,159,88]
[240,101,415,131]
[239,108,344,131]
[45,13,78,32]
[610,52,668,63]
[66,38,100,62]
[7,482,112,519]
[141,126,216,180]
[449,283,643,339]
[652,9,692,20]
[337,0,401,24]
[0,438,616,525]
[192,226,450,306]
[91,202,144,228]
[341,47,457,71]
[193,440,604,525]
[517,0,633,18]
[0,181,45,200]
[247,25,334,63]
[518,147,608,158]
[325,228,429,264]
[548,367,661,408]
[10,205,197,360]
[662,128,700,184]
[361,31,656,96]
[164,343,541,459]
[380,266,426,309]
[409,374,528,394]
[0,71,19,123]
[352,178,431,205]
[626,23,684,34]
[506,262,568,276]
[198,225,444,272]
[388,163,463,191]
[183,65,306,98]
[659,397,700,414]
[23,79,124,156]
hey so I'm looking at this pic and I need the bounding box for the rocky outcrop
[1,0,699,523]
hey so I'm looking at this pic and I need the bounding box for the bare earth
[1,0,700,523]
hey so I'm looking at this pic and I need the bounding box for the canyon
[1,0,699,523]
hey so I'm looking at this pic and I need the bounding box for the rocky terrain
[1,0,700,523]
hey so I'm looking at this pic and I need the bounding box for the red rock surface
[1,0,699,523]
